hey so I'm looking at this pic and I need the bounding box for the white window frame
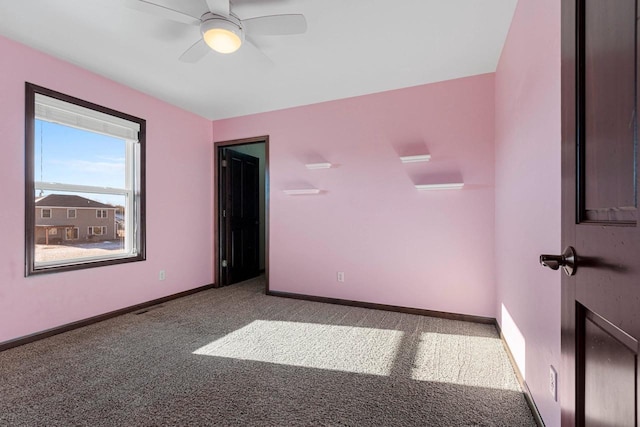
[41,208,51,219]
[65,227,79,241]
[67,208,76,219]
[88,226,107,236]
[96,209,108,218]
[26,83,146,276]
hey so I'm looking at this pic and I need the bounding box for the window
[48,228,57,235]
[88,226,107,236]
[25,83,146,275]
[65,227,79,240]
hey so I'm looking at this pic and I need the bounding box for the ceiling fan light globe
[204,29,242,53]
[201,18,243,54]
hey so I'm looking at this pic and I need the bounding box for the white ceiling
[0,0,517,120]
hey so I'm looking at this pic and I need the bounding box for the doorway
[215,136,268,290]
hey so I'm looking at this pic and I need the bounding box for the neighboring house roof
[35,194,114,209]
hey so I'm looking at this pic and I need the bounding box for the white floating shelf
[283,189,322,195]
[400,154,431,163]
[305,162,332,169]
[415,183,464,191]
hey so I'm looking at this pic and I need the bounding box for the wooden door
[219,149,260,286]
[561,0,640,425]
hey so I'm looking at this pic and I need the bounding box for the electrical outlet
[549,365,557,401]
[159,270,166,281]
[337,272,345,282]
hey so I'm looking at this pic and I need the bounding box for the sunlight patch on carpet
[411,332,521,391]
[193,320,403,376]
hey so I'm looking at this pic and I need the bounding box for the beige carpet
[0,276,536,426]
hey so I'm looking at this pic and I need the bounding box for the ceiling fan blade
[124,0,200,26]
[206,0,230,16]
[243,14,307,36]
[244,36,274,65]
[179,39,210,63]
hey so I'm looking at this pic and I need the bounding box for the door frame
[213,135,269,292]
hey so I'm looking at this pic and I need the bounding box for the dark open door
[559,0,640,425]
[219,148,260,286]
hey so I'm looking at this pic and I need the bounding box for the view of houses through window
[26,84,145,274]
[35,192,126,263]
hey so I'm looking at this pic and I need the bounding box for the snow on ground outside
[35,241,125,262]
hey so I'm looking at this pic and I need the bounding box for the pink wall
[0,36,214,344]
[214,74,496,317]
[495,0,561,425]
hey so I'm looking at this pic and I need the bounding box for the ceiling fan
[126,0,307,62]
